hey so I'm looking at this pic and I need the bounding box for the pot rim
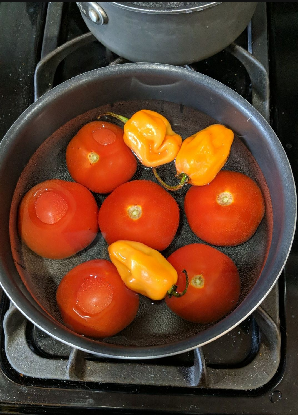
[110,1,221,14]
[0,62,296,359]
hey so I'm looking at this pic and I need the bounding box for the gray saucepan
[0,63,296,359]
[76,2,257,65]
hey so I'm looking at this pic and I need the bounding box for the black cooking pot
[0,63,296,359]
[77,2,257,64]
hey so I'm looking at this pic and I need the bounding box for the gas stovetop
[0,2,297,414]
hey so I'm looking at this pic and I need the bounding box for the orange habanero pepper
[108,240,188,301]
[101,110,182,167]
[153,124,234,190]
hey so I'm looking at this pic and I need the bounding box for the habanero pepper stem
[167,270,189,298]
[101,112,129,124]
[152,168,189,191]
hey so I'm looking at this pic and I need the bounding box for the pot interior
[9,98,273,348]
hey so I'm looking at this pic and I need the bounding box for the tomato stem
[99,112,129,124]
[167,270,189,298]
[152,167,189,191]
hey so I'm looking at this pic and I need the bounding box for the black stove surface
[0,2,297,414]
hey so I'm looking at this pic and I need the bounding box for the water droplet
[269,390,282,403]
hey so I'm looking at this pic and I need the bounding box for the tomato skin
[98,180,180,251]
[56,259,139,338]
[66,121,137,194]
[184,170,265,246]
[165,244,241,324]
[18,179,98,259]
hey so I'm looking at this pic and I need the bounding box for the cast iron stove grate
[0,2,291,414]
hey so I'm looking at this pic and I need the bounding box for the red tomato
[165,244,241,324]
[66,121,137,194]
[18,179,98,259]
[184,170,265,246]
[56,259,139,338]
[98,180,180,251]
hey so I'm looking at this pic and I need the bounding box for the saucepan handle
[76,2,108,25]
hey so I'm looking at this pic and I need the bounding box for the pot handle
[76,2,108,25]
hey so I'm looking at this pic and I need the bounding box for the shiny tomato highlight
[56,259,139,338]
[18,179,98,259]
[98,180,180,251]
[184,170,265,246]
[66,121,137,193]
[166,244,241,324]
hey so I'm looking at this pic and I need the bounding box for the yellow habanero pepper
[108,240,188,301]
[153,124,234,190]
[101,110,182,167]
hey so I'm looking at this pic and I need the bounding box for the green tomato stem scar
[88,151,100,164]
[191,275,205,289]
[127,205,142,220]
[217,191,233,206]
